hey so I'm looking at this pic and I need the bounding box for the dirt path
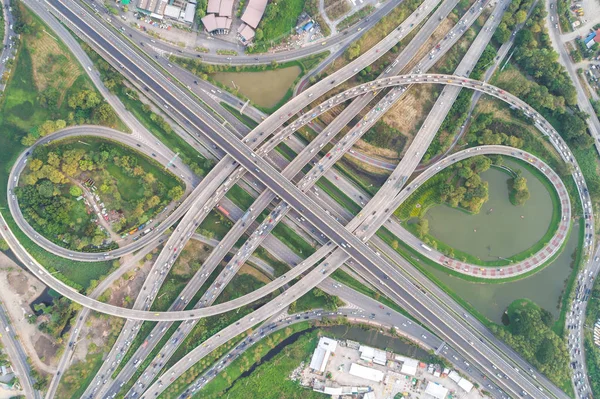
[0,253,57,374]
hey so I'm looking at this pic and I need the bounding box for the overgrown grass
[193,329,326,399]
[56,353,104,399]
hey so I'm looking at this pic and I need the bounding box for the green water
[425,159,553,261]
[424,221,579,323]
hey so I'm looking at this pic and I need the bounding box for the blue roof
[303,22,314,31]
[584,31,597,43]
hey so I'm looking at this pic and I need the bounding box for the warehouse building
[424,381,449,399]
[348,363,384,383]
[359,345,387,366]
[309,337,338,373]
[137,0,196,25]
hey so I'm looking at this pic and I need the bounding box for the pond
[211,66,301,109]
[424,159,554,261]
[422,220,580,323]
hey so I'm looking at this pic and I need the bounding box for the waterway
[424,159,554,261]
[322,325,430,360]
[422,220,580,324]
[211,66,301,109]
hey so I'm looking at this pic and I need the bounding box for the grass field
[0,5,119,288]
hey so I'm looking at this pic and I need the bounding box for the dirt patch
[34,335,58,363]
[74,313,125,363]
[106,253,156,308]
[239,264,271,284]
[0,254,57,373]
[7,273,29,296]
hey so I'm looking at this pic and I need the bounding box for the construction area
[297,337,487,399]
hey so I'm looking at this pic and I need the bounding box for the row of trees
[496,3,591,151]
[494,0,535,43]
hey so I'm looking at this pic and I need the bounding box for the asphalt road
[0,304,39,399]
[12,1,590,398]
[0,79,580,399]
[81,0,401,65]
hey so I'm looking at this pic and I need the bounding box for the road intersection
[0,0,596,398]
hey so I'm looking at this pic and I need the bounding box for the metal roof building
[348,363,384,383]
[424,382,449,399]
[238,24,256,43]
[207,0,220,14]
[398,357,419,376]
[309,337,338,373]
[359,345,387,366]
[240,0,268,29]
[458,378,474,392]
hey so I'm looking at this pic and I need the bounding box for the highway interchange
[0,0,597,398]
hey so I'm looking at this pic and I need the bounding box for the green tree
[69,185,83,197]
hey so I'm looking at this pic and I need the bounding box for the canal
[424,159,554,261]
[321,325,430,360]
[212,66,301,109]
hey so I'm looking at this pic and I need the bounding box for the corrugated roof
[241,0,268,28]
[202,13,218,31]
[309,347,328,372]
[219,0,234,17]
[424,382,448,399]
[184,3,196,22]
[216,16,229,29]
[457,378,474,392]
[164,4,181,18]
[239,24,255,40]
[207,0,221,14]
[349,363,384,382]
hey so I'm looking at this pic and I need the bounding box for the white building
[395,355,419,376]
[349,363,384,383]
[359,345,387,366]
[458,378,474,393]
[309,337,338,373]
[424,381,449,399]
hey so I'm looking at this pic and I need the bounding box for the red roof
[595,29,600,43]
